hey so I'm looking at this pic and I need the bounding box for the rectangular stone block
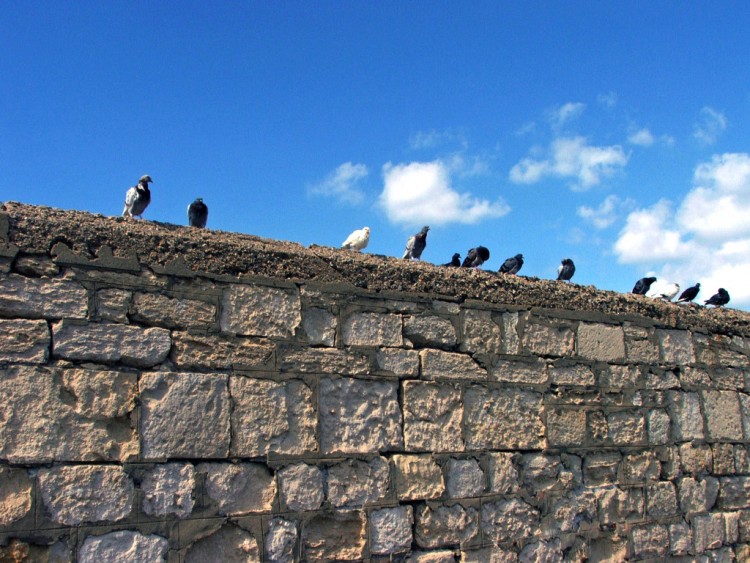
[301,307,336,346]
[548,363,595,386]
[171,332,275,371]
[404,315,457,349]
[0,466,33,527]
[481,499,539,546]
[341,312,403,347]
[197,462,277,515]
[0,274,87,319]
[375,348,420,377]
[391,454,445,501]
[718,477,750,510]
[403,381,464,452]
[370,506,413,555]
[415,503,479,548]
[656,328,695,365]
[701,390,743,441]
[326,457,390,508]
[487,453,519,494]
[607,411,646,446]
[220,283,301,338]
[577,323,625,362]
[522,320,574,357]
[489,358,547,385]
[420,349,487,381]
[624,325,658,364]
[460,309,503,355]
[693,513,724,553]
[667,391,705,441]
[302,511,366,561]
[94,288,131,322]
[279,346,371,375]
[0,318,49,363]
[630,524,668,559]
[131,292,216,329]
[548,407,587,447]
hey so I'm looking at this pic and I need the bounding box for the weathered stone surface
[464,386,545,450]
[668,391,705,441]
[38,465,133,525]
[583,452,621,485]
[327,457,390,508]
[679,443,713,475]
[461,546,518,563]
[702,390,743,441]
[489,358,547,385]
[741,393,750,440]
[302,511,366,561]
[277,462,323,512]
[597,486,644,524]
[403,381,464,452]
[140,372,230,460]
[220,283,301,338]
[420,349,487,381]
[548,363,595,386]
[502,312,521,355]
[445,458,484,498]
[718,476,750,510]
[460,309,503,355]
[376,348,420,377]
[52,320,170,367]
[94,288,131,322]
[0,466,32,526]
[266,518,297,562]
[185,524,260,563]
[522,320,574,357]
[669,521,693,556]
[678,476,719,515]
[712,366,745,390]
[141,463,195,518]
[198,462,276,515]
[407,550,457,562]
[131,291,216,329]
[646,481,678,518]
[488,453,519,494]
[600,364,641,388]
[319,377,403,454]
[577,323,625,362]
[62,368,137,419]
[0,318,49,363]
[656,328,695,365]
[13,254,59,276]
[171,332,275,370]
[618,451,659,484]
[713,443,735,475]
[230,377,316,457]
[415,503,479,548]
[519,540,563,563]
[631,524,668,559]
[79,531,169,563]
[302,307,336,346]
[404,315,457,349]
[519,453,566,497]
[647,409,671,445]
[607,411,646,445]
[693,513,724,553]
[547,407,587,447]
[371,505,413,555]
[342,311,402,347]
[481,499,539,545]
[0,274,87,319]
[625,325,659,363]
[392,454,445,501]
[279,346,371,375]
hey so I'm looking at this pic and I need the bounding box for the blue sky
[3,3,750,308]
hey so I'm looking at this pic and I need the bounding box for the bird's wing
[124,187,137,208]
[403,236,415,258]
[557,264,563,278]
[342,230,359,247]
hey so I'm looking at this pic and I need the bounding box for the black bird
[122,175,153,219]
[499,254,524,275]
[403,226,430,260]
[442,253,461,267]
[557,258,575,281]
[187,198,209,228]
[632,276,657,295]
[705,288,730,307]
[677,283,700,303]
[461,246,490,268]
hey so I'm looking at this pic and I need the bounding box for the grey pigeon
[122,175,153,219]
[461,246,490,268]
[557,258,575,281]
[442,253,461,267]
[499,254,524,275]
[704,288,730,307]
[677,283,700,303]
[403,226,430,260]
[187,198,208,228]
[632,276,657,295]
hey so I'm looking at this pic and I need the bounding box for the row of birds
[121,176,730,308]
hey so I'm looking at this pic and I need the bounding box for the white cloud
[308,162,368,204]
[693,106,728,145]
[409,129,467,150]
[379,160,510,226]
[577,195,634,229]
[597,91,618,109]
[509,136,629,190]
[614,200,694,263]
[628,128,655,146]
[548,102,585,130]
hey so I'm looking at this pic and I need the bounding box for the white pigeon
[647,280,680,301]
[341,227,370,251]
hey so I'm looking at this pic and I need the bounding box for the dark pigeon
[122,175,153,219]
[403,226,430,260]
[704,288,730,307]
[499,254,524,275]
[632,276,657,295]
[677,283,700,303]
[461,246,490,268]
[557,258,575,281]
[187,198,208,228]
[442,253,461,267]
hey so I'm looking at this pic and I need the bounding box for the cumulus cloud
[548,102,585,130]
[614,200,694,263]
[509,136,629,190]
[308,162,368,204]
[577,195,634,229]
[627,128,655,147]
[379,160,510,226]
[693,106,728,145]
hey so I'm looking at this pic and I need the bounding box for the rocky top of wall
[3,201,749,336]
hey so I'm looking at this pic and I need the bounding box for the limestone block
[548,363,595,386]
[656,328,695,365]
[679,443,713,475]
[693,513,724,553]
[583,452,621,485]
[230,377,316,457]
[625,326,659,364]
[646,481,678,518]
[576,323,625,362]
[519,540,563,563]
[464,386,544,450]
[171,332,275,370]
[302,307,336,346]
[421,349,487,381]
[701,390,743,441]
[13,254,59,276]
[302,511,366,561]
[52,320,170,367]
[220,283,301,338]
[522,321,574,357]
[718,476,750,510]
[407,551,457,562]
[501,312,521,355]
[667,391,705,441]
[141,463,195,518]
[597,487,644,524]
[279,346,371,375]
[415,503,479,549]
[600,364,641,388]
[445,458,484,498]
[606,411,646,445]
[131,291,216,329]
[645,368,680,389]
[678,476,719,515]
[185,524,260,563]
[669,521,693,556]
[403,381,464,452]
[38,465,133,525]
[0,318,49,363]
[460,309,503,355]
[319,377,403,454]
[481,499,539,545]
[520,453,563,496]
[0,274,87,319]
[140,372,230,460]
[547,407,587,447]
[341,311,402,347]
[277,462,323,512]
[370,505,413,555]
[712,366,745,390]
[681,366,711,387]
[630,524,668,559]
[725,511,740,543]
[265,518,298,562]
[391,454,445,501]
[79,531,169,563]
[62,368,137,419]
[376,348,420,377]
[0,466,32,526]
[489,358,547,385]
[94,288,131,322]
[461,546,518,563]
[198,462,276,515]
[618,451,659,484]
[647,409,670,445]
[713,443,736,475]
[404,315,457,349]
[740,393,750,440]
[327,457,390,508]
[487,453,519,494]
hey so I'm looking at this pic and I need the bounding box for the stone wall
[2,203,750,561]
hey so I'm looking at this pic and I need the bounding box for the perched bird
[403,226,430,260]
[647,281,680,301]
[557,258,576,281]
[705,288,730,307]
[461,246,490,268]
[442,253,461,267]
[187,198,208,228]
[632,276,657,295]
[122,175,153,219]
[341,227,370,251]
[677,283,701,303]
[499,254,524,275]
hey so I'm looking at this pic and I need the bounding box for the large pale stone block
[0,466,32,526]
[52,320,170,367]
[625,326,659,364]
[718,476,750,510]
[606,411,646,445]
[198,462,276,515]
[0,318,49,363]
[618,451,659,484]
[445,458,484,498]
[656,328,694,365]
[679,443,713,475]
[370,506,413,555]
[279,346,371,375]
[62,368,137,419]
[519,540,563,562]
[341,311,402,347]
[376,348,420,377]
[131,291,216,329]
[302,307,336,346]
[404,315,457,349]
[392,454,445,501]
[171,332,275,370]
[94,288,131,322]
[464,386,545,450]
[679,476,719,515]
[583,452,621,485]
[647,409,671,445]
[460,309,503,355]
[319,377,403,454]
[646,481,678,518]
[522,321,574,357]
[221,283,301,338]
[403,381,464,452]
[481,499,539,545]
[631,524,668,559]
[548,407,587,447]
[185,524,260,563]
[487,453,519,494]
[266,518,297,562]
[0,274,87,319]
[667,391,704,441]
[38,465,133,525]
[140,372,230,460]
[141,463,195,518]
[79,531,169,563]
[597,487,644,524]
[461,546,518,563]
[577,323,625,362]
[302,511,366,561]
[230,377,316,457]
[415,503,479,548]
[327,457,390,508]
[693,513,724,553]
[669,521,693,556]
[489,358,547,385]
[548,363,595,386]
[277,462,323,512]
[421,349,487,381]
[408,550,457,563]
[701,390,743,441]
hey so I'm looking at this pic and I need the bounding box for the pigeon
[632,276,657,295]
[122,175,153,219]
[557,258,575,281]
[647,281,680,301]
[461,246,490,268]
[677,283,701,303]
[341,227,370,251]
[704,288,730,307]
[442,253,461,267]
[403,226,430,260]
[499,254,524,275]
[187,198,208,228]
